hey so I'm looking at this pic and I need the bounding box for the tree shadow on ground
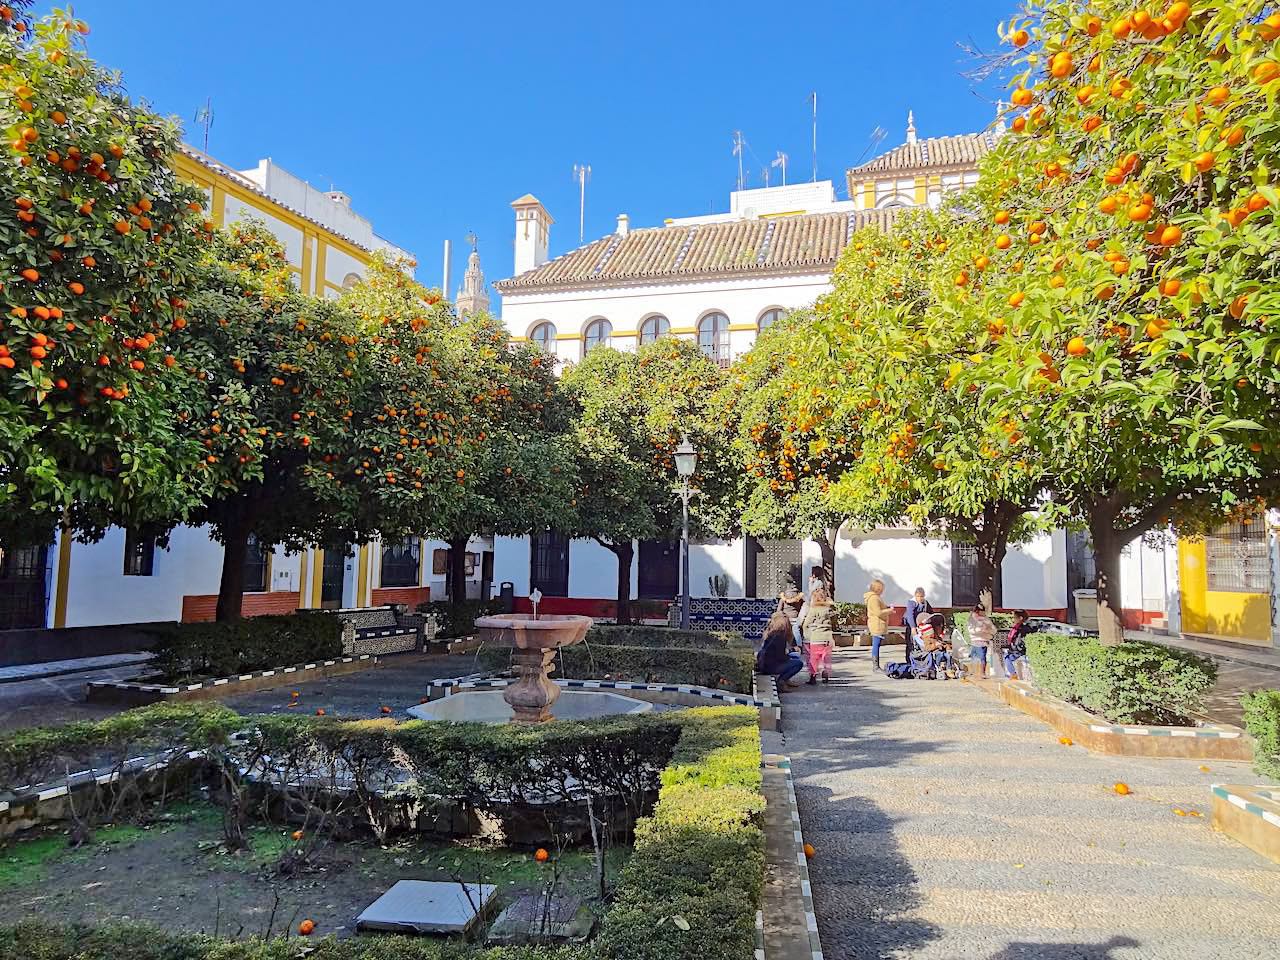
[988,935,1141,960]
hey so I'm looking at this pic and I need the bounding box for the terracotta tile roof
[496,208,901,292]
[847,131,999,176]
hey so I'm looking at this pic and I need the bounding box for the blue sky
[49,0,1015,298]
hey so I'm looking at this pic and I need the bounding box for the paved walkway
[783,647,1280,960]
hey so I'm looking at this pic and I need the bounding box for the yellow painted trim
[305,548,319,607]
[863,181,874,208]
[172,154,377,267]
[356,544,370,606]
[210,185,227,228]
[1177,537,1272,645]
[914,177,927,205]
[314,240,329,299]
[52,528,72,628]
[298,550,310,608]
[610,330,639,339]
[727,323,757,332]
[300,233,314,296]
[669,326,697,335]
[555,333,585,342]
[760,209,805,219]
[418,538,427,587]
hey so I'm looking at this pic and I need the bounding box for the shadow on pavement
[987,935,1141,960]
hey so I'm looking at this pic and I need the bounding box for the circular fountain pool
[407,689,653,724]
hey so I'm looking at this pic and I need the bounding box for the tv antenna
[731,131,745,192]
[771,151,789,187]
[808,92,818,182]
[572,164,591,243]
[193,97,214,152]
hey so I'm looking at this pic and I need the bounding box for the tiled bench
[325,605,436,656]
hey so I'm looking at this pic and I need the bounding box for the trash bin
[498,581,515,614]
[1073,588,1099,631]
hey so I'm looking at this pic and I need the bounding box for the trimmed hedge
[421,599,498,639]
[1241,689,1280,780]
[1026,635,1216,725]
[0,707,764,960]
[586,624,750,650]
[146,613,343,682]
[475,643,755,694]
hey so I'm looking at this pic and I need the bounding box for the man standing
[904,587,933,650]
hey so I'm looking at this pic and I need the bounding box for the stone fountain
[409,593,651,724]
[472,610,592,723]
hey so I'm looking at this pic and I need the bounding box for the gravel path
[783,647,1280,960]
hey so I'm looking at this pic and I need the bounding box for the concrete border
[996,680,1253,761]
[426,676,780,731]
[760,754,824,960]
[1212,784,1280,864]
[85,655,378,706]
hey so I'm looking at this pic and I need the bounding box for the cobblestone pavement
[783,647,1280,960]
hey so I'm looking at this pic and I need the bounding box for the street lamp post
[674,435,699,631]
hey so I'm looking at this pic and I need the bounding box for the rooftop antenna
[808,92,818,182]
[732,131,745,192]
[854,125,888,165]
[771,150,789,187]
[193,97,214,152]
[572,164,591,243]
[761,165,770,188]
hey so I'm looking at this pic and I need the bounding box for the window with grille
[380,537,421,588]
[243,535,269,592]
[1205,514,1271,593]
[123,530,155,577]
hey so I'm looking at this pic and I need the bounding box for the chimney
[326,190,351,208]
[511,194,553,276]
[616,213,630,236]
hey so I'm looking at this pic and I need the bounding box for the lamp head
[674,434,698,479]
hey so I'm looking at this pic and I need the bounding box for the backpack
[885,662,913,679]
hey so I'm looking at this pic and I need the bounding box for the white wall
[1003,532,1062,610]
[690,539,746,598]
[502,272,833,368]
[838,529,952,608]
[493,536,530,596]
[221,195,304,265]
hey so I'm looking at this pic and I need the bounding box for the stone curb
[1212,784,1280,865]
[772,755,824,960]
[994,679,1253,761]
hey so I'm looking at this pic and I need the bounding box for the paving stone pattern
[784,648,1280,960]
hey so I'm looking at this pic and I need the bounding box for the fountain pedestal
[473,613,593,724]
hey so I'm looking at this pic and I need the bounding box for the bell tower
[455,233,491,319]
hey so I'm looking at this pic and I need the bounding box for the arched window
[583,318,612,354]
[639,314,670,344]
[380,536,421,588]
[758,308,785,332]
[529,322,556,352]
[697,312,730,365]
[341,272,362,289]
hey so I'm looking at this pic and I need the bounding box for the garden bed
[85,655,378,706]
[998,680,1253,761]
[1211,785,1280,865]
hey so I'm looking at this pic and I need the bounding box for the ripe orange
[954,271,969,287]
[1159,225,1183,247]
[68,281,85,295]
[1145,319,1169,338]
[291,829,305,841]
[1111,16,1132,39]
[1206,85,1230,105]
[1193,152,1216,173]
[114,220,131,235]
[1049,52,1072,78]
[994,209,1011,225]
[1229,294,1250,320]
[1247,193,1271,212]
[534,848,550,863]
[1113,782,1131,796]
[1066,336,1088,357]
[1083,115,1102,133]
[1261,13,1280,42]
[20,268,38,282]
[974,255,990,271]
[1128,203,1153,222]
[995,234,1012,250]
[1254,61,1280,86]
[1095,284,1116,301]
[1224,126,1245,147]
[1010,28,1029,47]
[1099,196,1118,214]
[1011,87,1034,107]
[1008,291,1025,307]
[298,920,315,936]
[803,842,816,859]
[1159,278,1182,297]
[1085,16,1101,36]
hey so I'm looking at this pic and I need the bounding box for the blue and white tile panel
[85,655,375,697]
[1213,785,1280,829]
[776,756,825,960]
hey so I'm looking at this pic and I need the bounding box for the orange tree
[388,309,576,604]
[765,211,1048,608]
[174,231,470,621]
[561,338,739,623]
[941,0,1280,640]
[0,6,211,550]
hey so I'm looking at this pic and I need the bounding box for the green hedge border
[1242,689,1280,780]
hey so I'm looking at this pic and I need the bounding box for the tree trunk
[818,528,838,596]
[447,535,470,604]
[215,522,251,623]
[610,541,635,625]
[1089,522,1125,646]
[974,529,1008,611]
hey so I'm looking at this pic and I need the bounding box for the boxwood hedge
[1026,635,1216,725]
[1241,689,1280,780]
[145,612,344,682]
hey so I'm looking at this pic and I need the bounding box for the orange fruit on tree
[994,209,1011,225]
[1260,12,1280,41]
[1112,16,1132,39]
[1011,87,1034,107]
[1193,152,1216,173]
[1158,225,1183,247]
[1254,61,1280,86]
[1099,196,1118,214]
[1008,291,1025,307]
[995,234,1012,250]
[954,271,969,287]
[20,268,38,282]
[534,847,550,863]
[114,220,130,235]
[1224,125,1245,147]
[291,829,304,841]
[1086,15,1102,36]
[1206,85,1230,105]
[1010,28,1029,46]
[1066,336,1088,357]
[1247,193,1270,212]
[1128,203,1152,222]
[1159,278,1182,297]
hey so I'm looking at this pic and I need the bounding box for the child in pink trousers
[800,585,836,684]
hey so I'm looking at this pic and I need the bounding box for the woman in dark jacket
[757,612,805,686]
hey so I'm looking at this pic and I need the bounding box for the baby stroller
[914,611,958,679]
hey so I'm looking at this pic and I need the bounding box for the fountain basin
[408,689,653,724]
[474,613,592,651]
